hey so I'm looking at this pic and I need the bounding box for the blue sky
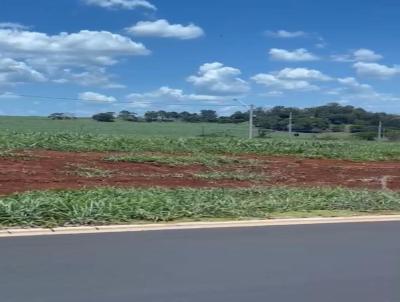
[0,0,400,116]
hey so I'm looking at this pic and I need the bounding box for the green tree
[92,112,115,122]
[118,110,137,121]
[200,110,218,122]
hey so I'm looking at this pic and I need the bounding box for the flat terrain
[0,116,249,137]
[1,222,399,302]
[0,116,353,139]
[2,123,400,227]
[1,150,400,195]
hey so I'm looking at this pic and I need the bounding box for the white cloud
[54,67,125,88]
[0,29,149,59]
[269,48,319,61]
[0,28,149,87]
[259,91,284,97]
[125,86,229,109]
[83,0,156,10]
[315,41,327,49]
[78,91,117,103]
[0,22,30,30]
[331,54,353,63]
[337,77,374,93]
[0,57,46,86]
[0,91,20,99]
[252,74,318,91]
[276,68,331,81]
[353,49,383,62]
[127,86,225,102]
[187,62,249,96]
[332,48,383,62]
[353,62,400,78]
[251,67,330,92]
[265,30,307,38]
[330,77,400,102]
[126,19,204,40]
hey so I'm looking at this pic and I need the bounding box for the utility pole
[249,104,254,139]
[233,98,255,139]
[288,111,293,135]
[378,120,383,141]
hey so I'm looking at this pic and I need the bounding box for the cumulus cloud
[269,48,319,61]
[0,57,46,86]
[127,86,225,102]
[265,30,307,38]
[126,19,204,40]
[353,62,400,78]
[0,22,30,30]
[354,49,383,62]
[125,86,228,109]
[187,62,249,96]
[83,0,156,10]
[54,67,125,88]
[251,67,330,92]
[0,28,149,87]
[329,77,400,102]
[0,29,149,60]
[275,68,331,81]
[252,74,318,91]
[337,77,374,93]
[78,91,117,103]
[331,48,383,62]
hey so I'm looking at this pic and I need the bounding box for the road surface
[1,222,400,302]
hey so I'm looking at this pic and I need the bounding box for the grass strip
[2,131,400,161]
[0,150,15,158]
[65,164,113,178]
[1,187,399,228]
[106,154,254,167]
[193,171,267,181]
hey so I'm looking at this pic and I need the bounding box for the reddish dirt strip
[1,150,400,195]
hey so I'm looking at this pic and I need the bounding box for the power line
[12,94,244,107]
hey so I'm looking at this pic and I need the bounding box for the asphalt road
[1,222,400,302]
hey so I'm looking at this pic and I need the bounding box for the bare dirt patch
[1,150,400,195]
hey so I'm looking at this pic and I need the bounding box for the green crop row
[1,187,399,227]
[1,131,400,161]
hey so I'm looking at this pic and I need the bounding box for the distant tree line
[254,103,400,134]
[89,110,249,124]
[49,103,400,139]
[48,113,76,120]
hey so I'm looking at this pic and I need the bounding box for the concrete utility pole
[378,120,383,141]
[249,104,254,139]
[288,111,293,135]
[233,98,255,139]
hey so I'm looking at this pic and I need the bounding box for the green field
[1,130,400,161]
[1,187,399,227]
[0,116,250,138]
[0,116,356,139]
[2,116,398,162]
[1,116,400,228]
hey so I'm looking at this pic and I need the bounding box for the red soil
[1,150,400,195]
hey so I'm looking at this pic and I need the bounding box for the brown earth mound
[1,150,400,195]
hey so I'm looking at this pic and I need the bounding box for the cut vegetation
[1,187,399,228]
[193,171,267,181]
[106,153,258,167]
[65,164,113,178]
[1,150,400,196]
[2,125,400,228]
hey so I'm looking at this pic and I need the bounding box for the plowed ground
[1,150,400,195]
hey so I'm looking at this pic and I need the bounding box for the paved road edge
[2,215,400,238]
